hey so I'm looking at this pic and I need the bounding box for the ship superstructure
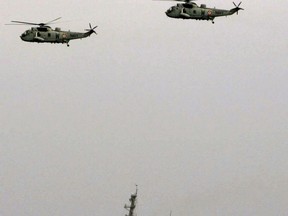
[124,185,138,216]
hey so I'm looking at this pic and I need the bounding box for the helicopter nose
[20,34,27,41]
[165,11,171,17]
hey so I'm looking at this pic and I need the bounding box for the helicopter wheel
[67,44,70,47]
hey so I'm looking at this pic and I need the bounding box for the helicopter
[161,0,244,24]
[6,17,97,47]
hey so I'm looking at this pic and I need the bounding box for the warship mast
[124,185,138,216]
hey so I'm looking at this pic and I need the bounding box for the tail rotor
[85,23,98,35]
[232,2,244,14]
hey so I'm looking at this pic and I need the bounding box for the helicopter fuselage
[165,3,241,23]
[20,26,93,46]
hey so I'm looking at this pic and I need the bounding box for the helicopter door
[56,33,60,40]
[35,32,40,39]
[201,10,205,16]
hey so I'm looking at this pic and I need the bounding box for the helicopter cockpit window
[22,30,29,37]
[168,7,173,12]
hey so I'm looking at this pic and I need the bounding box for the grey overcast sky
[1,0,288,215]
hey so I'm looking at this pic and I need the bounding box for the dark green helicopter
[6,17,97,47]
[161,0,244,24]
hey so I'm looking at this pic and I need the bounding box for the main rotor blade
[10,20,40,25]
[45,17,62,25]
[238,2,242,7]
[8,17,62,26]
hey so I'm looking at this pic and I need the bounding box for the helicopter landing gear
[212,20,215,24]
[67,43,70,47]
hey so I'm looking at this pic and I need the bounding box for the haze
[1,0,288,215]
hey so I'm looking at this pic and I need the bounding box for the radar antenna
[124,185,138,216]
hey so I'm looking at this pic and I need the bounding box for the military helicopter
[6,17,97,47]
[160,0,244,24]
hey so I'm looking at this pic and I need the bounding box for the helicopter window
[37,27,48,32]
[193,10,196,14]
[183,4,193,9]
[22,30,29,37]
[48,33,51,37]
